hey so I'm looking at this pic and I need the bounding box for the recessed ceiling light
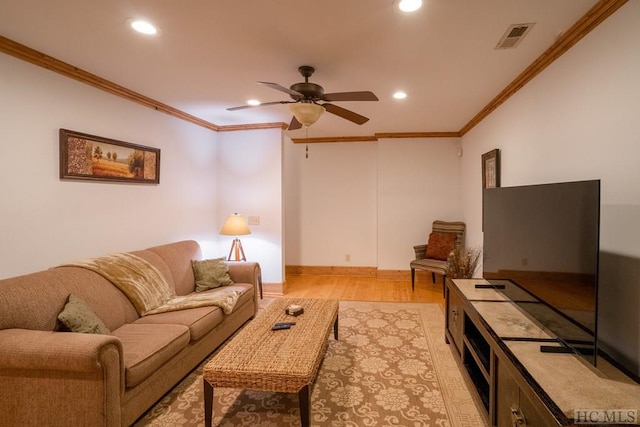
[394,0,423,13]
[128,19,158,35]
[393,91,408,99]
[247,99,261,106]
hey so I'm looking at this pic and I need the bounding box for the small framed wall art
[481,148,500,189]
[60,129,160,184]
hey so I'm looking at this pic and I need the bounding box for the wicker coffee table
[203,297,339,427]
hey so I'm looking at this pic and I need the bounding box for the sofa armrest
[227,261,261,312]
[0,329,124,426]
[0,329,123,372]
[227,261,261,286]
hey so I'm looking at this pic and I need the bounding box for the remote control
[474,284,506,289]
[274,322,296,327]
[271,324,291,331]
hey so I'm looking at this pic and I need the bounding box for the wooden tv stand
[445,279,640,426]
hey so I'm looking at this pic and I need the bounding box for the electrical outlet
[345,254,351,262]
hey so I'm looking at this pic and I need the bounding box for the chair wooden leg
[411,268,415,291]
[431,272,436,283]
[442,275,446,297]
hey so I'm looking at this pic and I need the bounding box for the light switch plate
[248,215,260,226]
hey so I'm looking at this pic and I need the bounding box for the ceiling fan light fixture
[247,99,261,106]
[289,102,325,127]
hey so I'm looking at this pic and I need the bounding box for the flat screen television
[483,180,600,366]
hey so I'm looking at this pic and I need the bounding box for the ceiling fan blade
[257,81,303,97]
[288,116,302,130]
[322,91,378,102]
[226,100,292,111]
[323,103,370,125]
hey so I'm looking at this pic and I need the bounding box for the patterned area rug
[134,300,486,426]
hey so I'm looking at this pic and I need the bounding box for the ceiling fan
[227,66,378,130]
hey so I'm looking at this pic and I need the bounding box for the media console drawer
[495,349,559,426]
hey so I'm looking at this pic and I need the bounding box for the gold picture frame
[481,149,500,189]
[60,129,160,184]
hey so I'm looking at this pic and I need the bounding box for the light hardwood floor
[283,271,445,308]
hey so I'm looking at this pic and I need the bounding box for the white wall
[377,138,462,269]
[0,53,220,278]
[284,141,379,267]
[217,129,284,283]
[460,2,640,376]
[284,137,463,270]
[0,50,293,285]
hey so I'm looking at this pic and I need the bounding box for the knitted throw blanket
[63,253,240,316]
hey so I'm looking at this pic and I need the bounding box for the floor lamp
[219,213,251,261]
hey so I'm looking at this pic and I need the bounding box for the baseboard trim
[286,265,376,277]
[285,265,413,281]
[262,281,286,296]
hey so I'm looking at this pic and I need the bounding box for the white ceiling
[0,0,597,138]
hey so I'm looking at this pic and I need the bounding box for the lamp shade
[219,213,251,236]
[289,102,325,127]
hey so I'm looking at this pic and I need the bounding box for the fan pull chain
[305,126,309,159]
[306,144,309,159]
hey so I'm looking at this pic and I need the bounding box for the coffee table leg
[298,384,311,427]
[204,379,213,427]
[334,315,339,340]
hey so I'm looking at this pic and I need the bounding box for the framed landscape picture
[481,148,500,189]
[60,129,160,184]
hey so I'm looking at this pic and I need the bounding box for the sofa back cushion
[0,240,203,332]
[0,266,139,332]
[143,240,202,296]
[127,249,177,297]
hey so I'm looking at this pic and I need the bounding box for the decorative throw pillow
[425,232,457,261]
[57,294,110,334]
[192,258,234,292]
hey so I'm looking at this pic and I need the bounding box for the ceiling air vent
[495,23,535,49]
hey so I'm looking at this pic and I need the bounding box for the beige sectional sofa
[0,240,261,427]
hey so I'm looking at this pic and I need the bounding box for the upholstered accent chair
[410,220,466,294]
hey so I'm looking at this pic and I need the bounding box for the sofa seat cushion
[132,283,254,341]
[112,323,190,387]
[134,307,224,341]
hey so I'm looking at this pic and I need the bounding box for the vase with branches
[447,245,482,279]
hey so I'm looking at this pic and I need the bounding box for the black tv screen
[483,180,600,365]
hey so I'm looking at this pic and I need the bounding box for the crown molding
[0,35,223,132]
[459,0,627,136]
[290,135,379,144]
[375,132,462,139]
[0,0,626,140]
[218,122,288,132]
[290,132,463,144]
